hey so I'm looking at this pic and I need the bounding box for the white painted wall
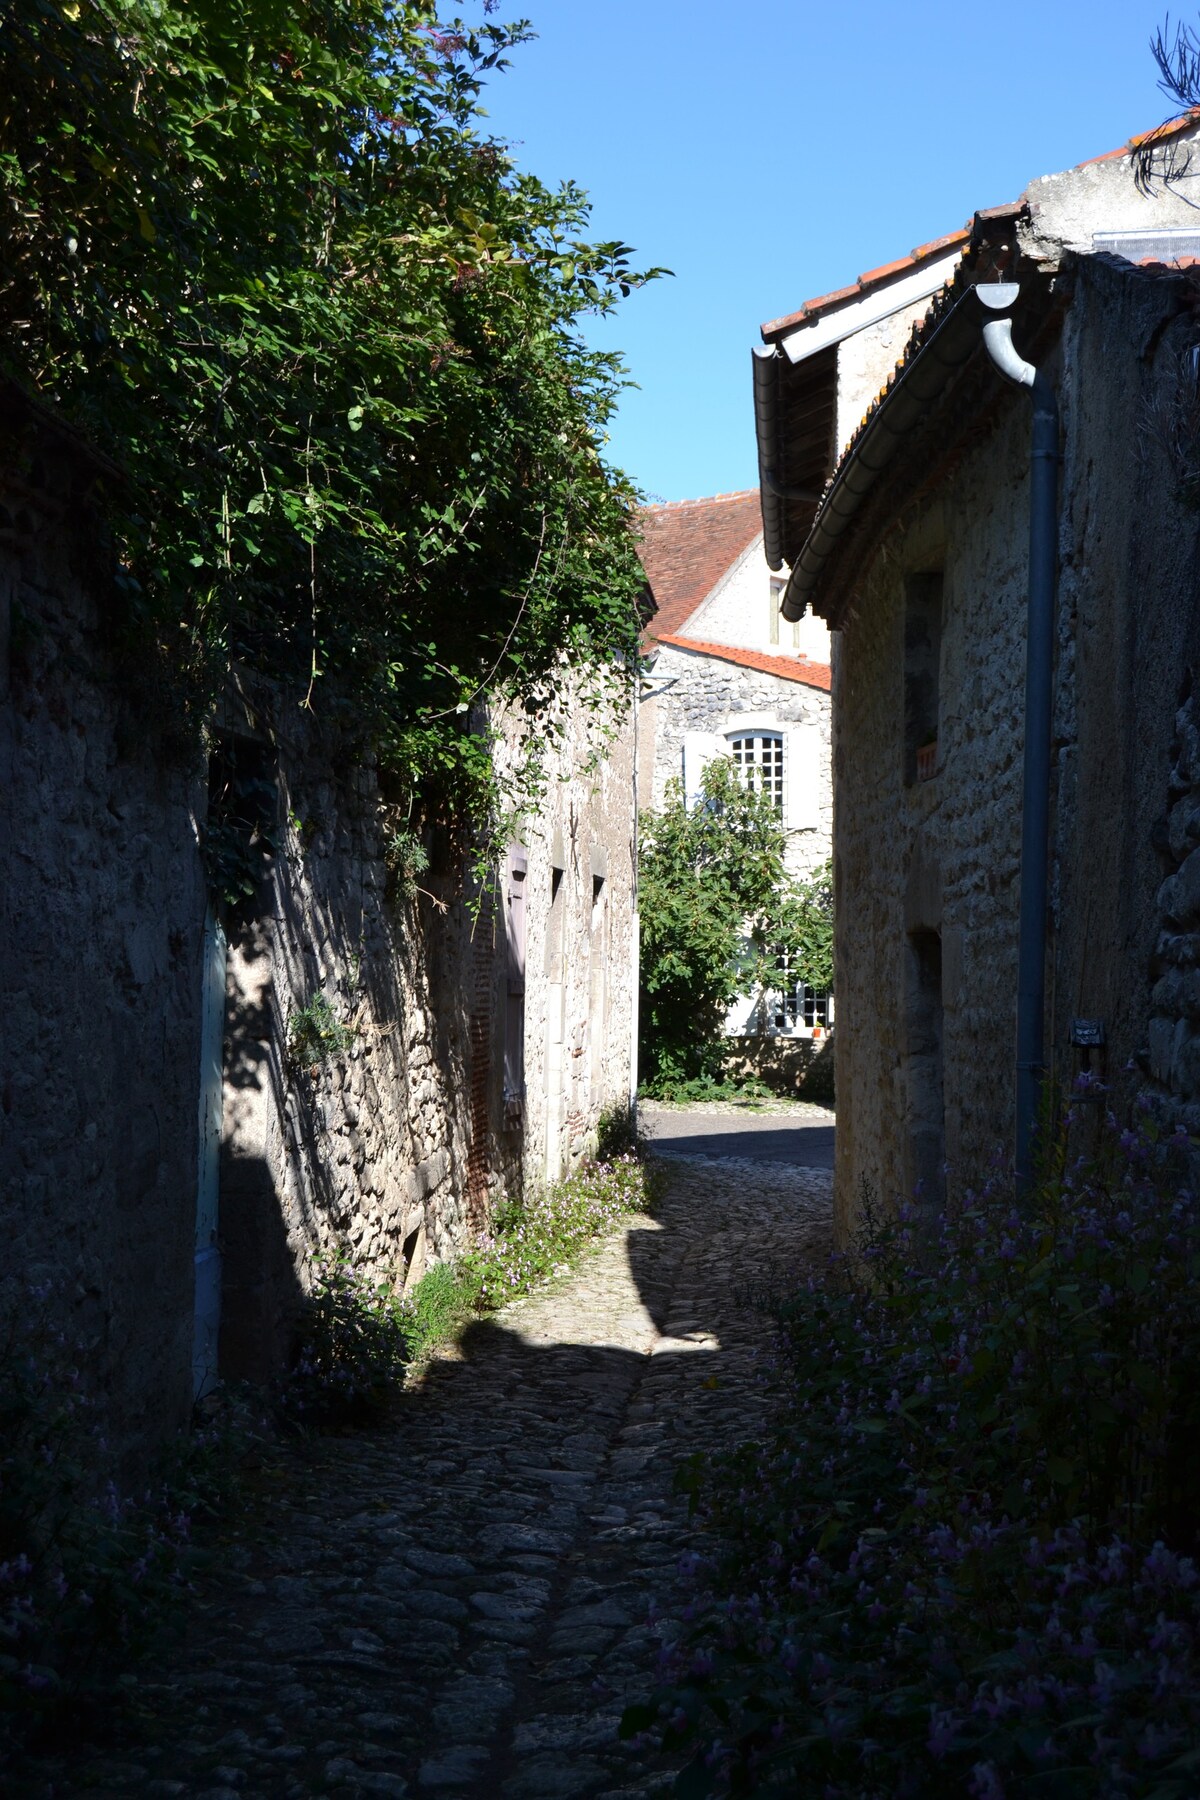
[685,532,832,663]
[836,303,934,454]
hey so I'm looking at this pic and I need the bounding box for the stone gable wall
[645,642,832,880]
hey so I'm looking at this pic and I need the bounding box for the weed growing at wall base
[285,1152,660,1421]
[469,1153,656,1311]
[625,1098,1200,1797]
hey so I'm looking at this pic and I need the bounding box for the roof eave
[781,271,1054,624]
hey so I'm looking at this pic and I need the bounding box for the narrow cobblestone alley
[25,1157,831,1800]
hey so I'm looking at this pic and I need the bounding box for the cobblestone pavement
[640,1103,836,1168]
[26,1158,831,1800]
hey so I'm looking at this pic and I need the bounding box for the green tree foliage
[0,0,663,809]
[773,853,834,995]
[637,756,834,1092]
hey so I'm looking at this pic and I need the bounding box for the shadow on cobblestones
[12,1157,831,1800]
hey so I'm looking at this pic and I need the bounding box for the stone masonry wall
[1145,686,1200,1126]
[0,388,639,1446]
[832,400,1035,1240]
[1055,261,1200,1133]
[215,681,480,1380]
[0,407,207,1476]
[833,256,1200,1240]
[218,668,637,1379]
[495,673,638,1187]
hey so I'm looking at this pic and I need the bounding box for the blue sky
[472,0,1184,502]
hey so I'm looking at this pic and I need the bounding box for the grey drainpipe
[978,284,1060,1189]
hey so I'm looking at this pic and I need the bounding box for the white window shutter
[785,725,823,832]
[682,731,724,808]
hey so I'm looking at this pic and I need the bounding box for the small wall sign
[1070,1018,1106,1048]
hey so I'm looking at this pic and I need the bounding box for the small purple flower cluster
[468,1153,652,1308]
[282,1251,413,1426]
[630,1106,1200,1795]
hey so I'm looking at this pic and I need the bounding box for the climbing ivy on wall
[0,0,662,813]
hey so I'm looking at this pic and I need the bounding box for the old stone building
[637,494,834,1053]
[752,112,1200,1234]
[0,378,636,1463]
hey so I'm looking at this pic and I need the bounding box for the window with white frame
[771,949,832,1034]
[729,731,784,816]
[768,576,785,645]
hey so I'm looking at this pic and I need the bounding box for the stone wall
[1145,686,1200,1127]
[0,394,207,1475]
[217,669,637,1379]
[1057,261,1200,1135]
[831,405,1031,1237]
[498,679,638,1187]
[722,1032,835,1103]
[214,680,480,1380]
[0,384,639,1453]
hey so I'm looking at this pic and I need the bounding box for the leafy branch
[0,0,666,834]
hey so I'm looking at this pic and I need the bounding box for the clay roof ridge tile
[643,487,760,513]
[1068,105,1200,171]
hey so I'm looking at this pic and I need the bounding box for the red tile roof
[654,633,832,692]
[1077,105,1200,167]
[637,491,763,641]
[759,109,1200,346]
[760,228,970,341]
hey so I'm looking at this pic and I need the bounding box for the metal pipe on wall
[979,288,1060,1187]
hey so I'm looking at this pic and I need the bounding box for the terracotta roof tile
[760,111,1200,346]
[655,633,832,692]
[911,228,974,260]
[637,491,762,641]
[760,227,971,340]
[856,254,916,286]
[1071,106,1200,167]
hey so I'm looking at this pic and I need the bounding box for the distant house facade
[752,112,1200,1235]
[637,492,834,1053]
